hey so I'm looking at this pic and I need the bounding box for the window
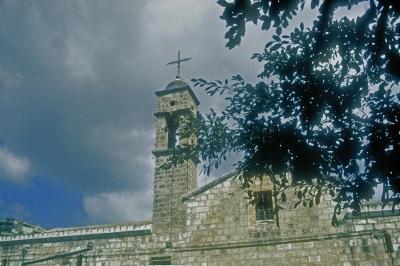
[255,191,274,221]
[150,256,171,265]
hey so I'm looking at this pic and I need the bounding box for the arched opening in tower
[166,116,179,149]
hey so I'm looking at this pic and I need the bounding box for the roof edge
[47,219,153,232]
[182,171,237,202]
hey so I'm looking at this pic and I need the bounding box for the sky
[0,0,274,228]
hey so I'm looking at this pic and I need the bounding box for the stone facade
[1,78,400,265]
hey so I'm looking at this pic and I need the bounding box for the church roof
[182,171,237,201]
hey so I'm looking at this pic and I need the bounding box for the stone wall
[174,175,400,266]
[0,221,160,265]
[152,157,197,235]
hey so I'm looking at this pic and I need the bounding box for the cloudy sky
[0,0,273,228]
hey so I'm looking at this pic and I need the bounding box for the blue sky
[0,0,267,227]
[0,176,84,227]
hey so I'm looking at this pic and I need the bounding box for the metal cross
[166,51,192,79]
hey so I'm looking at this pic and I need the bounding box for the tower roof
[166,78,189,90]
[155,78,200,106]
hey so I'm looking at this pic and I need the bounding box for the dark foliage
[174,0,400,226]
[219,0,400,78]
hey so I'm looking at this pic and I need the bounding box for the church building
[1,67,400,265]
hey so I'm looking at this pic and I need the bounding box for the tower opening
[166,116,179,149]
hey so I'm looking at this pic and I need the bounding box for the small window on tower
[255,191,274,221]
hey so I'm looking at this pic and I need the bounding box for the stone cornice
[153,108,193,118]
[152,149,199,164]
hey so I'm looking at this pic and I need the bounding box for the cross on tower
[166,51,192,79]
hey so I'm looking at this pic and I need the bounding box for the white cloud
[82,126,155,224]
[0,147,31,183]
[83,189,153,224]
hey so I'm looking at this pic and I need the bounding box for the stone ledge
[344,209,400,220]
[0,222,152,245]
[169,229,400,253]
[0,229,152,246]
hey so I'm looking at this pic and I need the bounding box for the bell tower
[152,77,199,235]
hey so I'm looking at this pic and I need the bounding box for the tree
[219,0,400,80]
[174,0,400,226]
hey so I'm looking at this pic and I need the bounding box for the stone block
[277,244,292,250]
[349,240,357,247]
[308,255,321,263]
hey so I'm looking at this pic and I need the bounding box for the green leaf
[311,0,319,9]
[262,18,271,30]
[276,26,282,35]
[270,43,280,52]
[273,35,281,41]
[216,0,228,8]
[265,41,273,49]
[281,192,287,203]
[297,190,303,199]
